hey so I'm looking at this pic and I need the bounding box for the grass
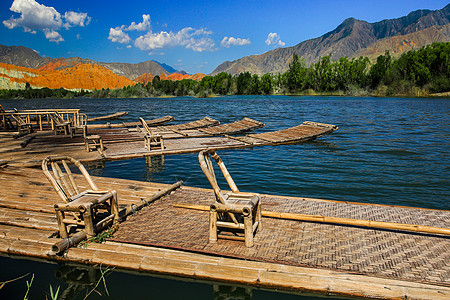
[79,226,117,248]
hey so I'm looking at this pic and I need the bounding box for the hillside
[212,4,450,75]
[0,45,175,80]
[354,23,450,59]
[0,62,134,90]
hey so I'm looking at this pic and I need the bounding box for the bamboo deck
[1,121,337,167]
[0,166,449,299]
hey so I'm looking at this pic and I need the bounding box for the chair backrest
[198,150,240,205]
[42,155,98,203]
[72,113,87,127]
[139,117,152,135]
[10,113,27,125]
[50,112,71,125]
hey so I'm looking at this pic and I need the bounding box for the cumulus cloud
[108,27,131,44]
[108,14,151,45]
[109,15,216,52]
[220,37,251,48]
[134,27,215,52]
[2,0,90,43]
[265,32,285,47]
[63,11,90,28]
[125,14,150,31]
[44,29,64,43]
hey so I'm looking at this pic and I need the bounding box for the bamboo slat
[198,118,265,135]
[87,111,128,122]
[173,203,450,236]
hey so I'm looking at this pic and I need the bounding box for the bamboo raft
[87,111,128,122]
[0,166,449,299]
[87,115,175,129]
[0,121,337,167]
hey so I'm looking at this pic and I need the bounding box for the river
[1,95,449,299]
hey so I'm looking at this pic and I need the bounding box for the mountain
[154,61,178,74]
[211,4,450,75]
[0,45,51,68]
[0,62,134,90]
[0,45,177,80]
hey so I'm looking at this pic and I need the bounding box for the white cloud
[43,29,63,43]
[108,27,131,44]
[110,15,217,52]
[220,36,251,48]
[63,11,90,29]
[265,32,285,47]
[4,0,62,31]
[125,14,150,31]
[2,0,90,43]
[134,27,215,52]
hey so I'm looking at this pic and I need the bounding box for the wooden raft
[0,166,450,299]
[88,115,174,129]
[113,188,450,288]
[156,116,220,131]
[87,111,128,122]
[1,121,338,167]
[198,117,265,136]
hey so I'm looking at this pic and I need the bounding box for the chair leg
[82,204,95,237]
[256,203,262,231]
[110,190,119,225]
[209,210,218,243]
[244,214,254,247]
[55,209,69,238]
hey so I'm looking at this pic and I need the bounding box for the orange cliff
[0,62,134,90]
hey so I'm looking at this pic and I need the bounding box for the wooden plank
[87,111,128,122]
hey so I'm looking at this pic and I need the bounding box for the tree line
[1,42,449,99]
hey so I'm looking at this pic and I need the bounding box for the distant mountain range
[212,4,450,75]
[1,4,449,90]
[0,45,180,80]
[0,45,208,90]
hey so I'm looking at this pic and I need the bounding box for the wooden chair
[198,150,261,247]
[50,112,71,135]
[70,113,88,138]
[42,155,119,238]
[10,114,33,134]
[139,117,164,150]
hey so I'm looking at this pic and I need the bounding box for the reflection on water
[145,155,165,181]
[213,284,252,300]
[0,256,352,299]
[55,263,111,300]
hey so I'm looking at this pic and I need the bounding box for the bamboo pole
[120,180,183,219]
[51,180,183,253]
[173,203,450,236]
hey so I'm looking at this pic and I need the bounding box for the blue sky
[1,0,449,74]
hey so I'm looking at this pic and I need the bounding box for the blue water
[1,96,449,299]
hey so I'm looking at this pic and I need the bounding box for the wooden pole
[120,180,183,219]
[173,203,450,236]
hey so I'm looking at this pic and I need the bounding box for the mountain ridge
[211,4,450,75]
[0,44,179,80]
